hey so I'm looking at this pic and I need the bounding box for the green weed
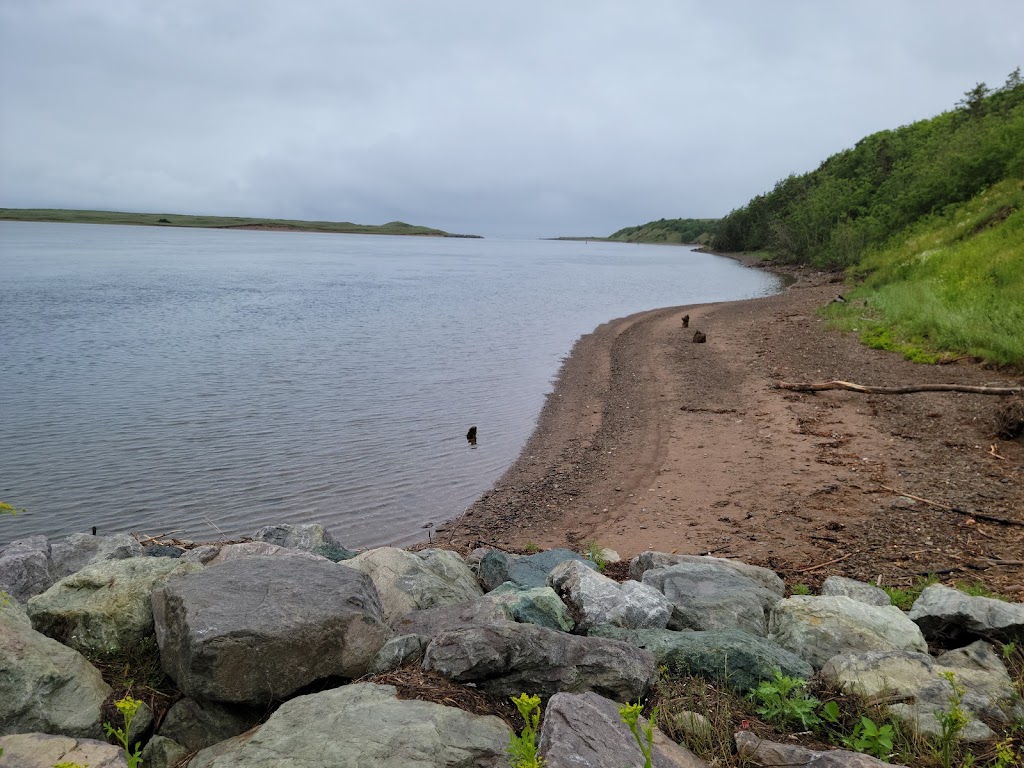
[934,671,970,768]
[790,583,813,596]
[619,700,657,768]
[882,574,939,611]
[584,541,607,572]
[523,542,541,554]
[749,672,820,729]
[103,694,144,768]
[509,693,544,768]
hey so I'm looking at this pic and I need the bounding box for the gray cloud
[1,1,1021,236]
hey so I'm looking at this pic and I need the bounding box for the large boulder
[487,583,576,632]
[478,548,596,592]
[908,584,1024,643]
[548,559,672,631]
[539,691,709,767]
[820,576,891,607]
[0,733,127,768]
[592,626,813,692]
[252,523,357,561]
[769,596,927,670]
[205,541,327,567]
[423,622,657,701]
[152,556,390,703]
[50,532,143,579]
[158,697,264,752]
[391,596,513,638]
[735,731,898,767]
[641,562,782,636]
[345,547,482,623]
[139,735,190,768]
[27,557,200,654]
[188,683,511,768]
[0,605,112,738]
[0,535,53,603]
[821,640,1024,741]
[629,553,785,596]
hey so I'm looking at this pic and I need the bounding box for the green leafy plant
[791,583,813,595]
[53,763,88,768]
[882,574,939,611]
[846,715,895,762]
[934,671,969,768]
[749,671,821,729]
[524,542,540,554]
[584,541,607,572]
[618,700,657,768]
[509,693,544,768]
[103,694,144,768]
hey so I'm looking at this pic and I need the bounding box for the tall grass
[827,179,1024,368]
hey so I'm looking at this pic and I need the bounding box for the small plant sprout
[846,715,894,762]
[618,700,658,768]
[584,541,607,572]
[524,542,541,554]
[791,583,813,596]
[103,693,144,768]
[934,671,969,768]
[509,693,544,768]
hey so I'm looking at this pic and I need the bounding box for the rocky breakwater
[0,526,1020,767]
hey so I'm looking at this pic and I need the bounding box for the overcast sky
[1,2,1021,237]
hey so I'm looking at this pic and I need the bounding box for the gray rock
[0,733,127,768]
[735,731,898,766]
[591,626,813,692]
[478,548,597,592]
[367,634,429,674]
[144,544,184,558]
[0,535,53,603]
[159,697,264,752]
[548,559,672,631]
[140,735,190,768]
[820,576,891,607]
[188,683,511,768]
[539,691,709,768]
[391,596,513,637]
[642,562,782,636]
[27,557,200,654]
[423,622,657,701]
[821,640,1024,742]
[488,583,576,632]
[50,532,143,579]
[345,547,483,623]
[181,544,221,564]
[769,596,927,670]
[0,606,112,738]
[206,541,328,566]
[252,523,356,561]
[908,583,1024,643]
[629,552,785,596]
[152,556,390,703]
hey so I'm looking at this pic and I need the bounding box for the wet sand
[442,262,1024,593]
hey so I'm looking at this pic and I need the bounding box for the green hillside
[608,218,718,244]
[712,69,1024,368]
[0,208,468,237]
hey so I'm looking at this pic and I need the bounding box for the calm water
[0,222,779,548]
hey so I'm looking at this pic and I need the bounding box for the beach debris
[692,330,706,343]
[466,425,478,445]
[775,379,1024,395]
[681,313,689,328]
[995,397,1024,439]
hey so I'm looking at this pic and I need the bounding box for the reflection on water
[0,222,779,548]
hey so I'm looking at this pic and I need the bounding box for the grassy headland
[608,217,719,245]
[0,208,481,238]
[619,70,1024,368]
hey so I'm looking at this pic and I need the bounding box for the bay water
[0,222,779,547]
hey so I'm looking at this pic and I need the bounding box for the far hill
[0,208,481,238]
[608,217,719,244]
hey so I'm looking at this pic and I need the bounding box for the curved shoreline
[442,263,1024,591]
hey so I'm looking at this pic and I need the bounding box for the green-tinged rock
[158,697,263,752]
[477,548,596,592]
[252,523,357,561]
[908,583,1024,643]
[0,608,112,737]
[140,735,190,768]
[27,556,200,654]
[367,634,428,674]
[489,582,575,631]
[591,626,812,692]
[769,596,927,670]
[188,683,511,768]
[345,547,482,623]
[0,733,126,768]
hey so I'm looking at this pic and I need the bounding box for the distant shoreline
[0,208,482,239]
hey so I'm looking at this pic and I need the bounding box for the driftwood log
[775,380,1023,396]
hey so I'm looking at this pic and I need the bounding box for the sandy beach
[443,260,1024,593]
